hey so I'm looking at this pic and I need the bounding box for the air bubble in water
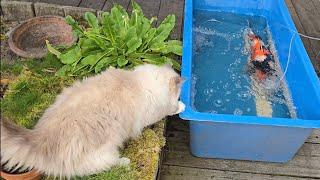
[214,99,223,107]
[235,80,241,88]
[233,108,243,115]
[223,82,230,89]
[204,89,210,95]
[237,91,251,101]
[210,110,218,114]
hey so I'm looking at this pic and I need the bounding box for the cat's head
[134,63,185,116]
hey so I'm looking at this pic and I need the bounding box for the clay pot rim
[8,15,76,59]
[0,168,42,179]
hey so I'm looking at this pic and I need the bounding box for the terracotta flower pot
[8,15,76,59]
[0,169,42,180]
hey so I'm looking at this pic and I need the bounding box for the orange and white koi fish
[247,29,275,81]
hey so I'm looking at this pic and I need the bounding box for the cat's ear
[172,76,185,87]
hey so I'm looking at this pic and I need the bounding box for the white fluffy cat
[1,64,185,178]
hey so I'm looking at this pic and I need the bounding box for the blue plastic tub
[180,0,320,162]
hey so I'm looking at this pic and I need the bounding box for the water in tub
[192,10,297,118]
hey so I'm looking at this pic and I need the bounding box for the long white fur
[1,64,185,178]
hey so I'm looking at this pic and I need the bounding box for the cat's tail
[0,118,38,172]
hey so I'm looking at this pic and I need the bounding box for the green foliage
[1,61,24,77]
[1,56,74,129]
[47,1,182,77]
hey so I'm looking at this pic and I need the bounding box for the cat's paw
[118,157,131,166]
[174,101,185,114]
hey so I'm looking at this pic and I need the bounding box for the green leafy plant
[47,1,182,77]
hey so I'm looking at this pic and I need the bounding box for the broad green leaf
[163,57,181,70]
[151,40,182,56]
[150,15,175,46]
[132,1,142,11]
[79,38,99,55]
[65,15,84,36]
[142,55,166,65]
[165,40,182,56]
[117,56,128,67]
[141,53,162,60]
[137,18,151,39]
[130,2,143,26]
[102,12,116,44]
[81,53,102,66]
[54,2,182,77]
[56,65,72,77]
[125,27,142,54]
[46,40,61,58]
[110,5,128,38]
[140,28,157,51]
[84,12,99,29]
[127,38,142,54]
[130,58,144,66]
[71,63,88,75]
[60,46,82,65]
[94,57,113,73]
[85,31,107,50]
[150,42,166,52]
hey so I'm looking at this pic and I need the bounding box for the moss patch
[1,69,73,128]
[82,121,165,180]
[1,55,165,179]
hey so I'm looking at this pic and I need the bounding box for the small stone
[34,3,65,17]
[63,6,96,21]
[1,0,34,21]
[1,79,10,85]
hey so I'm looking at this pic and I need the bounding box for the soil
[1,17,20,64]
[1,17,20,98]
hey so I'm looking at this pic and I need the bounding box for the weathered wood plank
[308,130,320,144]
[157,0,185,39]
[126,0,161,18]
[161,165,318,180]
[167,118,189,132]
[102,0,130,11]
[163,146,320,178]
[290,0,320,73]
[31,0,81,6]
[79,0,106,10]
[284,0,318,74]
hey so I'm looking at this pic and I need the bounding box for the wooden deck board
[102,0,130,11]
[290,0,320,73]
[78,0,106,10]
[163,140,320,178]
[126,0,161,19]
[161,165,318,180]
[33,0,81,6]
[157,0,185,39]
[284,0,318,74]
